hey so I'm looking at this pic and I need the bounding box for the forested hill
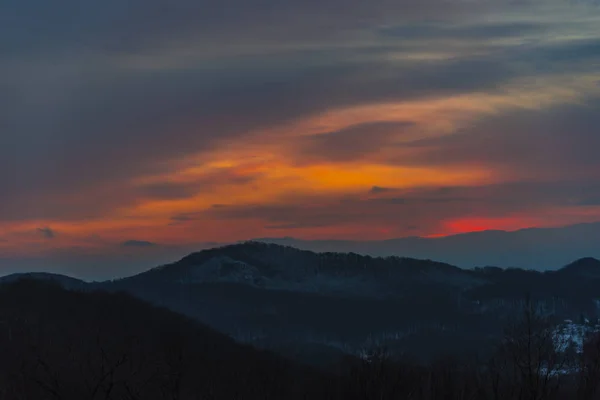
[0,279,332,399]
[5,242,600,364]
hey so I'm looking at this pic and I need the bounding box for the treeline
[1,280,600,399]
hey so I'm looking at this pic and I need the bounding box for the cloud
[169,211,204,225]
[0,0,501,58]
[36,227,55,239]
[4,12,598,215]
[2,13,578,222]
[121,240,157,248]
[3,0,600,263]
[378,21,545,40]
[294,122,415,164]
[371,198,408,205]
[576,197,600,206]
[205,179,600,237]
[370,186,393,194]
[264,222,335,230]
[395,97,600,180]
[137,182,201,200]
[169,214,196,223]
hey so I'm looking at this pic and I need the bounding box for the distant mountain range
[253,222,600,271]
[4,241,600,364]
[3,222,600,280]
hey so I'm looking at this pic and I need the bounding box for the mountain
[0,279,333,399]
[95,242,600,362]
[3,279,597,400]
[5,242,600,365]
[100,242,490,361]
[0,272,87,290]
[557,257,600,278]
[254,222,600,271]
[114,241,480,297]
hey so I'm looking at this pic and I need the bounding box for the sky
[2,0,600,279]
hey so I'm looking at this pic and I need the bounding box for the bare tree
[577,332,600,400]
[492,297,571,400]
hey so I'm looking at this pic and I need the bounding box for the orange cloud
[3,48,600,257]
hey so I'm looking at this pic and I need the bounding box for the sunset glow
[3,0,600,277]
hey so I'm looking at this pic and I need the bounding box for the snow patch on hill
[180,256,265,285]
[175,255,386,295]
[554,319,600,354]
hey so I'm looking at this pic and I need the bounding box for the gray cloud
[0,49,529,221]
[4,0,600,278]
[0,0,493,58]
[264,222,336,230]
[378,21,545,40]
[396,97,600,179]
[169,211,204,225]
[36,227,55,239]
[576,197,600,206]
[170,214,196,223]
[137,182,200,200]
[121,240,157,248]
[2,0,600,226]
[206,179,600,234]
[370,186,393,194]
[295,121,415,163]
[371,198,408,205]
[535,38,600,65]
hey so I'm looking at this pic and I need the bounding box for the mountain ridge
[4,242,600,363]
[0,272,87,289]
[111,241,478,298]
[557,257,600,278]
[3,241,600,288]
[252,221,600,271]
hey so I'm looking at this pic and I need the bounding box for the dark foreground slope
[3,280,600,399]
[0,280,336,400]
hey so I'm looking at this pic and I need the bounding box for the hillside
[115,241,479,296]
[4,279,600,399]
[97,242,600,362]
[0,272,87,289]
[5,242,600,365]
[0,279,332,399]
[557,257,600,278]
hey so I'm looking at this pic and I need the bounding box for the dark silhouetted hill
[0,272,86,289]
[557,257,600,278]
[0,279,333,399]
[1,279,599,400]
